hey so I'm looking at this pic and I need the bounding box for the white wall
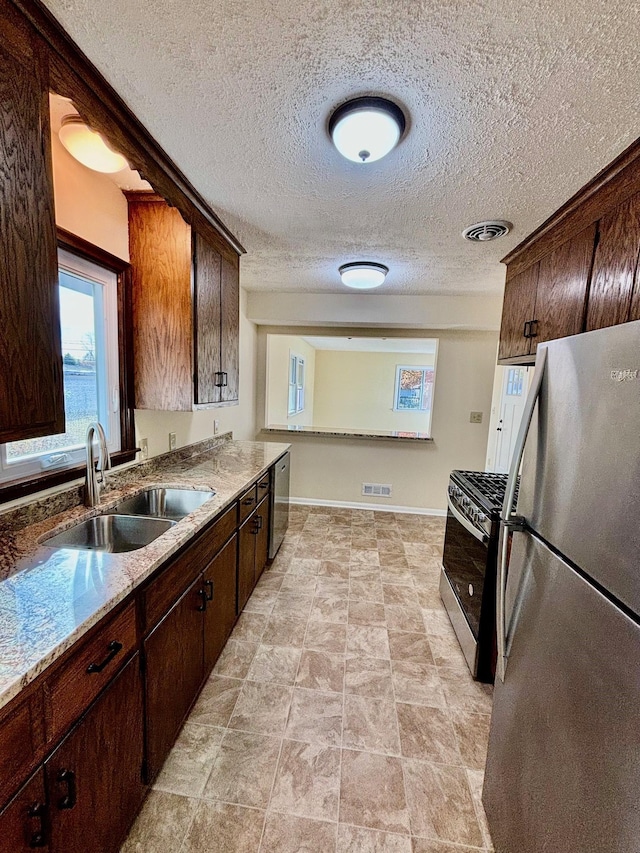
[135,288,258,456]
[248,291,503,330]
[52,132,257,460]
[256,328,498,512]
[312,349,435,433]
[52,132,130,261]
[265,334,316,426]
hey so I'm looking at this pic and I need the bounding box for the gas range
[440,470,519,683]
[448,470,518,538]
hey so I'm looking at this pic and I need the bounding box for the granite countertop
[0,437,289,713]
[263,424,433,441]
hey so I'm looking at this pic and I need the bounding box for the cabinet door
[144,574,205,780]
[193,233,222,405]
[0,23,64,442]
[0,769,49,852]
[128,196,193,411]
[203,534,238,675]
[586,192,640,331]
[533,223,597,345]
[219,253,240,403]
[238,513,257,613]
[498,264,539,361]
[46,656,145,853]
[254,496,270,584]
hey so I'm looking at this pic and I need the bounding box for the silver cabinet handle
[446,494,487,544]
[497,345,548,682]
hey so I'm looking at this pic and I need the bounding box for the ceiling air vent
[462,220,512,242]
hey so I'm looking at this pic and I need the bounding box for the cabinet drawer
[256,471,270,499]
[44,603,137,743]
[239,484,258,522]
[143,502,237,630]
[0,691,45,810]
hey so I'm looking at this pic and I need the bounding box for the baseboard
[289,496,446,517]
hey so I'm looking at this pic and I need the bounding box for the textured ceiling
[42,0,640,296]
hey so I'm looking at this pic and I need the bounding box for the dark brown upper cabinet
[497,264,540,361]
[0,4,64,443]
[533,223,596,345]
[126,192,240,410]
[586,192,640,331]
[498,225,597,364]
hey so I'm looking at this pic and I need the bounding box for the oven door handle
[447,495,488,544]
[497,345,548,683]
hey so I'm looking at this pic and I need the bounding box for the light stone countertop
[263,425,433,441]
[0,437,289,713]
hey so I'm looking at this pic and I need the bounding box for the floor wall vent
[362,483,392,497]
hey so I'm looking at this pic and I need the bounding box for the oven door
[441,494,490,675]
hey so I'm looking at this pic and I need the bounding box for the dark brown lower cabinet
[144,574,205,780]
[238,514,258,613]
[0,768,48,852]
[203,534,238,675]
[45,656,145,853]
[254,496,270,584]
[237,497,270,613]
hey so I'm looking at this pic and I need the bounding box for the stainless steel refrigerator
[483,320,640,853]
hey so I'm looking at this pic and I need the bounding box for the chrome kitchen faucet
[85,422,111,507]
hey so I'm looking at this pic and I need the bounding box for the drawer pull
[197,587,207,612]
[256,515,263,531]
[242,497,254,505]
[57,769,76,810]
[258,481,268,489]
[205,579,214,601]
[28,802,47,848]
[86,640,123,674]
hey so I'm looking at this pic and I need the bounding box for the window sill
[262,426,433,442]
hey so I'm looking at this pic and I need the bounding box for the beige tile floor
[122,506,494,853]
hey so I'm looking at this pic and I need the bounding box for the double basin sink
[43,488,215,554]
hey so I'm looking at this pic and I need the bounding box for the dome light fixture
[58,115,128,173]
[329,97,406,163]
[339,261,389,290]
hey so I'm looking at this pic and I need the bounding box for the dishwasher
[269,451,290,559]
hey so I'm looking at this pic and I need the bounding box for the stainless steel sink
[43,514,176,553]
[112,487,215,521]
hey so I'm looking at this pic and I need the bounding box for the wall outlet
[214,419,220,435]
[470,411,483,424]
[139,438,149,460]
[169,432,177,451]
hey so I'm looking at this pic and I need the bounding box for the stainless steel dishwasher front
[269,451,290,559]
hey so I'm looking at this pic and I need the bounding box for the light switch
[169,432,177,450]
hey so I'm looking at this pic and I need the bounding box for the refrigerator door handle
[497,345,548,682]
[447,494,488,544]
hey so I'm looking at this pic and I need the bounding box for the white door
[494,367,528,473]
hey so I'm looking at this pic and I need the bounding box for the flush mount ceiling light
[329,97,406,163]
[339,262,389,289]
[462,220,512,242]
[58,115,128,173]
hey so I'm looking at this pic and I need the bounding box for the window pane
[7,275,100,461]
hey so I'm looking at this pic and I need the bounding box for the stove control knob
[477,512,487,524]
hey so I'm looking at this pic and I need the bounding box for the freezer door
[517,320,640,613]
[483,532,640,853]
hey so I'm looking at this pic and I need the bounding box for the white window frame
[287,352,305,416]
[393,365,435,427]
[0,248,121,484]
